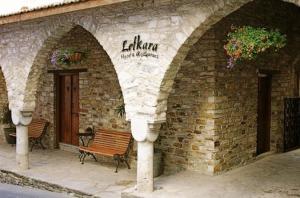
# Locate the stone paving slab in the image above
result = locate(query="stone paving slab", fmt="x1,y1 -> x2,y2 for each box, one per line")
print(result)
0,144 -> 136,198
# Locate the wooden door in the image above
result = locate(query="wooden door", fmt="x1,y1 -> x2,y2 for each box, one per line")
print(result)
257,75 -> 272,155
59,74 -> 79,146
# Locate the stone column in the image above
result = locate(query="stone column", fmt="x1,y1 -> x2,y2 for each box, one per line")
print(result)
131,116 -> 159,193
137,140 -> 154,192
12,110 -> 33,170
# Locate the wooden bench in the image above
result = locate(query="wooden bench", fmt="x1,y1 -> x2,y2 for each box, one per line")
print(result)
10,119 -> 49,151
79,128 -> 132,173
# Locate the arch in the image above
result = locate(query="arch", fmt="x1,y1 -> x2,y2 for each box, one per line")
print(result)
155,0 -> 300,122
155,0 -> 300,174
24,24 -> 129,148
22,23 -> 127,116
23,24 -> 75,111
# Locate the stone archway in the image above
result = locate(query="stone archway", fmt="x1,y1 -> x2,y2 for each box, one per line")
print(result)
23,24 -> 76,111
155,0 -> 300,122
0,66 -> 9,143
24,24 -> 129,149
155,0 -> 300,176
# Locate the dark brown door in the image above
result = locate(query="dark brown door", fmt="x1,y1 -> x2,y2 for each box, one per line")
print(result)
59,74 -> 79,146
257,75 -> 272,155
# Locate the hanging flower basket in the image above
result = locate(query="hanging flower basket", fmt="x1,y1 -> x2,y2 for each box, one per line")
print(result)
50,48 -> 87,66
224,26 -> 287,69
69,52 -> 83,62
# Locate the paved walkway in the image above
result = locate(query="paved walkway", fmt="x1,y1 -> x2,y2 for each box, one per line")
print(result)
125,149 -> 300,198
0,143 -> 300,198
0,144 -> 136,198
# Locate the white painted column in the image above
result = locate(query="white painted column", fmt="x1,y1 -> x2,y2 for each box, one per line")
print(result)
137,140 -> 154,192
131,116 -> 159,193
12,110 -> 32,170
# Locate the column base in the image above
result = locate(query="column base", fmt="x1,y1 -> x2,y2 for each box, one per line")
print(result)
16,153 -> 29,170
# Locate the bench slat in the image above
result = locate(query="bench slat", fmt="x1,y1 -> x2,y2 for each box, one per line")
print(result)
93,139 -> 130,148
93,144 -> 128,151
93,137 -> 131,144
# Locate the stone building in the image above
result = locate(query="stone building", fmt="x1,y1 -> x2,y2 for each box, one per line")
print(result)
0,0 -> 299,193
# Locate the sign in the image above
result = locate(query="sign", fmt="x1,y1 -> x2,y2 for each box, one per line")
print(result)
121,35 -> 159,59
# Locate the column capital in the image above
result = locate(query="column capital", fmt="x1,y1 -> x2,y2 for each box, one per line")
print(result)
11,109 -> 33,126
131,115 -> 161,142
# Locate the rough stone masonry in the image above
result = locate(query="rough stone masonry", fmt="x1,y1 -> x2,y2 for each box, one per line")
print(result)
0,0 -> 299,193
156,0 -> 300,174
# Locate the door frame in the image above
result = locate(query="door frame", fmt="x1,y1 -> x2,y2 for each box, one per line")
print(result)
49,68 -> 87,148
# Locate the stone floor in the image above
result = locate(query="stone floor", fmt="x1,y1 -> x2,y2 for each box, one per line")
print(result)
0,143 -> 300,198
0,143 -> 136,198
125,149 -> 300,198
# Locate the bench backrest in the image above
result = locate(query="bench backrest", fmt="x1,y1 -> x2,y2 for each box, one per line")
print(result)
28,119 -> 49,138
92,129 -> 132,153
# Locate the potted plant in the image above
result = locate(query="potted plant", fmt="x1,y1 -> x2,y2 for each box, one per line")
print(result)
1,104 -> 15,144
50,48 -> 87,66
115,92 -> 126,118
115,104 -> 125,118
224,26 -> 287,68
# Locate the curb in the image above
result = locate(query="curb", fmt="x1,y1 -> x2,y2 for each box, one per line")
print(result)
0,169 -> 98,198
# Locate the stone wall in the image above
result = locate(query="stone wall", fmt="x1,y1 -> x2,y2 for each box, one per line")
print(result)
0,0 -> 298,123
156,31 -> 217,174
0,0 -> 261,122
0,0 -> 298,177
213,0 -> 300,172
33,26 -> 129,148
0,69 -> 8,143
157,0 -> 300,175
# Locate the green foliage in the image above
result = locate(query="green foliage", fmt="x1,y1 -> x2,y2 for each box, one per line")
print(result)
224,26 -> 286,68
50,48 -> 87,66
115,91 -> 126,118
115,104 -> 126,118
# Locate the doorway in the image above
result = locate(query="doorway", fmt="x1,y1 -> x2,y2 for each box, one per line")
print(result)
257,74 -> 272,155
58,73 -> 79,146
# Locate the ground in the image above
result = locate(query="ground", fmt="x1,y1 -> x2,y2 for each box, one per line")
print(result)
127,150 -> 300,198
0,183 -> 69,198
0,144 -> 136,198
0,144 -> 299,198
